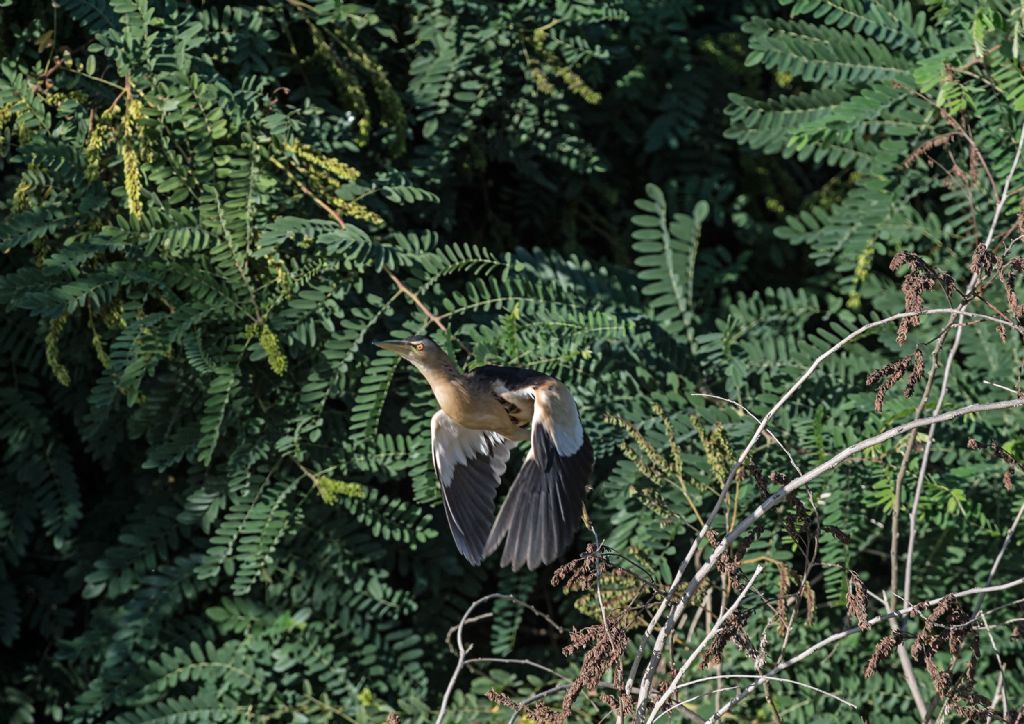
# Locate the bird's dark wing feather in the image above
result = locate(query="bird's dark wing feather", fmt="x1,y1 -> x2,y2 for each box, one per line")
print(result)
467,365 -> 550,391
431,410 -> 512,565
484,380 -> 592,571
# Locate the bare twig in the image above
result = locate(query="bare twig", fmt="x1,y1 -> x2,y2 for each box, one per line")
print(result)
271,155 -> 468,351
437,593 -> 565,723
690,393 -> 802,476
902,120 -> 1024,654
646,565 -> 765,722
633,308 -> 1024,718
979,611 -> 1009,723
709,577 -> 1024,721
653,674 -> 857,722
383,267 -> 471,354
690,396 -> 1024,623
974,496 -> 1024,615
883,591 -> 928,719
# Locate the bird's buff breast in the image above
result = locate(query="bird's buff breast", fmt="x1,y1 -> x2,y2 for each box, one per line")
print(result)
436,386 -> 528,439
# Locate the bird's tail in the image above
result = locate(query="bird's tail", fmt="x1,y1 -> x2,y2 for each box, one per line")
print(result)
484,431 -> 592,571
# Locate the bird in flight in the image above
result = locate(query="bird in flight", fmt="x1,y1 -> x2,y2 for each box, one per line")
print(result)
374,336 -> 593,571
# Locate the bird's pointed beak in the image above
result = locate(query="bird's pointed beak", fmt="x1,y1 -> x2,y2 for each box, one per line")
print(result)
373,339 -> 410,356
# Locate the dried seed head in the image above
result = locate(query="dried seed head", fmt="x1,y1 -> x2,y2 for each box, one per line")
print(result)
864,632 -> 899,678
847,572 -> 869,631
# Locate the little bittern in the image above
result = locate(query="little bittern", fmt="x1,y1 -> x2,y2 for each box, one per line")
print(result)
374,336 -> 593,571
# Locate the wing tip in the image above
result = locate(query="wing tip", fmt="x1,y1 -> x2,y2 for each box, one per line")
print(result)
485,432 -> 592,571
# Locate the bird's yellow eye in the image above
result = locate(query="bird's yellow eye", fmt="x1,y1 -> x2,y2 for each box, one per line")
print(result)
415,343 -> 424,352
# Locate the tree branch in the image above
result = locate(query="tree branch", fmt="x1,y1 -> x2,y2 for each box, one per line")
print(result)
709,577 -> 1024,721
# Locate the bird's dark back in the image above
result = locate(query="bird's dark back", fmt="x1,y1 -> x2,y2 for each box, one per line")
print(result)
467,365 -> 553,391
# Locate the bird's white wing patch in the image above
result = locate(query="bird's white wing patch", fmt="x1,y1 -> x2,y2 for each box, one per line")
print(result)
497,385 -> 535,402
430,410 -> 515,566
431,410 -> 511,487
531,381 -> 584,456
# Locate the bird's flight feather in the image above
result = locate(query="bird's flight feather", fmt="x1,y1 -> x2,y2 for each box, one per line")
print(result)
430,411 -> 512,565
483,380 -> 592,570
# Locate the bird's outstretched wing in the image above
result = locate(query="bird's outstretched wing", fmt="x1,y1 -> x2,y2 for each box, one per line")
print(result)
431,410 -> 513,565
484,380 -> 592,571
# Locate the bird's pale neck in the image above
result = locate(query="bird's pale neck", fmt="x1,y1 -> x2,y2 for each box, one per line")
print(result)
411,355 -> 463,394
411,355 -> 476,422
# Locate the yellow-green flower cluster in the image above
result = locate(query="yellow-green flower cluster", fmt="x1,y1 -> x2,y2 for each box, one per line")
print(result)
258,324 -> 288,376
691,416 -> 734,486
84,105 -> 123,181
285,140 -> 360,184
266,254 -> 290,291
846,239 -> 876,311
527,27 -> 602,105
11,177 -> 33,212
99,301 -> 127,330
45,314 -> 71,387
121,99 -> 145,219
283,140 -> 383,224
334,197 -> 384,226
314,475 -> 367,505
350,45 -> 407,153
552,65 -> 602,105
528,65 -> 557,97
356,687 -> 374,707
90,322 -> 110,368
310,29 -> 372,148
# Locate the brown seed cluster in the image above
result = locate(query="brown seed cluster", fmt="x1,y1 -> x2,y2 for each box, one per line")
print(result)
967,437 -> 1018,492
903,132 -> 957,169
866,348 -> 924,412
551,543 -> 606,593
972,241 -> 1024,321
846,571 -> 869,631
486,689 -> 563,724
700,608 -> 755,669
559,622 -> 631,720
889,251 -> 956,345
907,595 -> 996,720
863,630 -> 901,678
704,528 -> 756,592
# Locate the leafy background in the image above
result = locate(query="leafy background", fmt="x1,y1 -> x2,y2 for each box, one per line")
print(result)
2,0 -> 1024,721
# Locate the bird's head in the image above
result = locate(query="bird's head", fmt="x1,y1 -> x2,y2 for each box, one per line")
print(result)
373,335 -> 451,372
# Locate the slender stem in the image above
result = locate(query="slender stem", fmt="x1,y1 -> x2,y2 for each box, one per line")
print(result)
273,154 -> 470,352
903,122 -> 1024,628
708,577 -> 1024,721
690,393 -> 802,476
653,674 -> 857,722
383,267 -> 471,354
645,565 -> 765,722
436,593 -> 564,723
883,591 -> 928,719
976,498 -> 1024,617
633,308 -> 1024,717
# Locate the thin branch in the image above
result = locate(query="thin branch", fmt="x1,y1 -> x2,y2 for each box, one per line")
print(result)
646,565 -> 765,722
633,307 -> 1024,718
436,593 -> 564,723
690,393 -> 802,476
974,494 -> 1024,616
383,267 -> 471,354
690,396 -> 1024,627
903,121 -> 1024,623
980,611 -> 1009,723
272,154 -> 471,352
708,577 -> 1024,721
654,674 -> 857,722
883,591 -> 928,719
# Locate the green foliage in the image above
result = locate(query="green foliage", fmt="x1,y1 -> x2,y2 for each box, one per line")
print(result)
2,0 -> 1024,722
